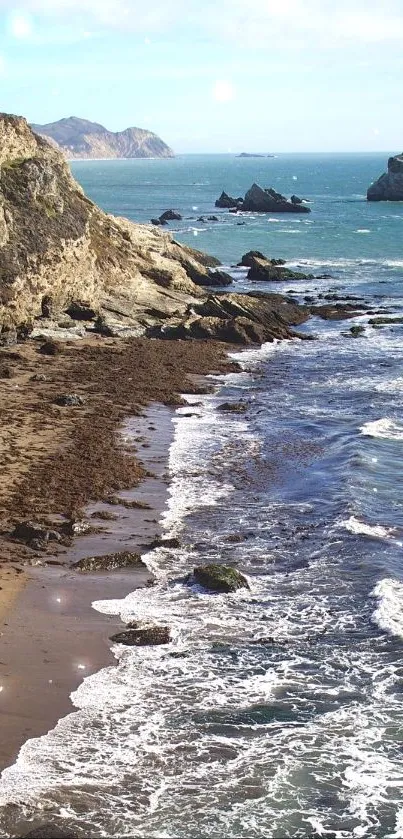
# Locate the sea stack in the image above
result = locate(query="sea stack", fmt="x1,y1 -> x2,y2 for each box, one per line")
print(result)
367,154 -> 403,201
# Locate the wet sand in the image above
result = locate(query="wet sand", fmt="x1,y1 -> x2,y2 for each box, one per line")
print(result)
0,404 -> 174,771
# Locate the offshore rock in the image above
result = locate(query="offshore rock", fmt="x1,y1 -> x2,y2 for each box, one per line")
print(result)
244,252 -> 313,282
239,251 -> 286,268
193,563 -> 249,593
367,154 -> 403,201
215,191 -> 243,209
159,209 -> 182,223
242,183 -> 311,213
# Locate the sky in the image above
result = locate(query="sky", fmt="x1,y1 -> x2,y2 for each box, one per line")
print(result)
0,0 -> 402,153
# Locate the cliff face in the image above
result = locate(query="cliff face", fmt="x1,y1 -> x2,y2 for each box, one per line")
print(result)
0,114 -> 210,335
0,113 -> 309,347
367,154 -> 403,201
31,116 -> 174,160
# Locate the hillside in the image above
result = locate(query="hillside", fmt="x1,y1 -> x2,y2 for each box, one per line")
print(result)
31,116 -> 174,159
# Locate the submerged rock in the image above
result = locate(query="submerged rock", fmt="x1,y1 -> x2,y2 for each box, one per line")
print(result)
217,401 -> 248,413
310,304 -> 363,320
368,315 -> 403,325
22,825 -> 78,838
192,563 -> 250,593
110,625 -> 170,645
73,551 -> 146,571
349,325 -> 366,337
367,153 -> 403,201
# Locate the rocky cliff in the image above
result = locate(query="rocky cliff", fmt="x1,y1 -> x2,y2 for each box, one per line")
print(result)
0,113 -> 309,347
367,154 -> 403,201
31,116 -> 174,160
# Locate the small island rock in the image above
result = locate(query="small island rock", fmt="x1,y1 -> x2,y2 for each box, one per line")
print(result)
367,154 -> 403,201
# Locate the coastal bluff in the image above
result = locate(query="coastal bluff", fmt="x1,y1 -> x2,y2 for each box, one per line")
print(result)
0,113 -> 308,346
31,116 -> 174,160
367,153 -> 403,201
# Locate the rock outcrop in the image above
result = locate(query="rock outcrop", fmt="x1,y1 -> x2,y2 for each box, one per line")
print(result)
215,191 -> 243,209
367,154 -> 403,201
149,291 -> 309,344
0,113 -> 311,348
192,563 -> 249,593
214,184 -> 311,213
239,251 -> 313,282
31,116 -> 174,159
242,184 -> 311,213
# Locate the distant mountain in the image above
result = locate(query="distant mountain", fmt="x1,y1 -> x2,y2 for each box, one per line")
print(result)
31,116 -> 174,159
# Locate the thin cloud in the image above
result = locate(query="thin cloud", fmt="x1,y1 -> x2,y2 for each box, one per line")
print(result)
1,0 -> 403,45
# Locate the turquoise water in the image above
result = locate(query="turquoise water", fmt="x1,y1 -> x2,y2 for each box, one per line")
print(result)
1,155 -> 403,839
71,153 -> 402,265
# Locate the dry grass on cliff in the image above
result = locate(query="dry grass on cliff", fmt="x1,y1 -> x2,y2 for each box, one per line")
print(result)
0,336 -> 236,564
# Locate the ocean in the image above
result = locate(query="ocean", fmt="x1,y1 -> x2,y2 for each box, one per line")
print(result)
1,153 -> 403,838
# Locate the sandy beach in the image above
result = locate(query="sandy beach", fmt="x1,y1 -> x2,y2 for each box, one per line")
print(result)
0,336 -> 235,773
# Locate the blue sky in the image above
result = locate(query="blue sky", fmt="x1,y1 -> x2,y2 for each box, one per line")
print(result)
0,0 -> 402,153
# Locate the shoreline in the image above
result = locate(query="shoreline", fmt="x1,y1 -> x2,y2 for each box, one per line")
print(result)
0,336 -> 235,776
0,404 -> 174,772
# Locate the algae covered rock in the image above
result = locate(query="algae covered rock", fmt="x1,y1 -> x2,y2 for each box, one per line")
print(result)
110,625 -> 170,645
193,563 -> 249,593
73,551 -> 146,572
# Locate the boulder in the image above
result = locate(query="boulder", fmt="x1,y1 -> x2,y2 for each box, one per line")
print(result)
291,194 -> 303,204
151,217 -> 164,225
367,154 -> 403,201
208,270 -> 233,286
65,301 -> 97,320
242,183 -> 311,213
12,520 -> 62,546
54,393 -> 85,407
207,215 -> 219,221
110,625 -> 170,645
159,209 -> 182,223
38,340 -> 60,356
215,191 -> 243,209
73,551 -> 146,571
192,563 -> 249,593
